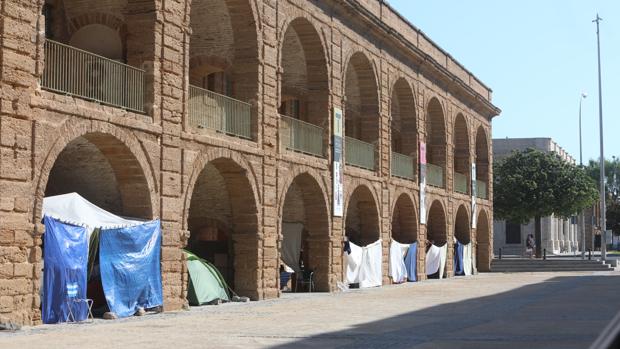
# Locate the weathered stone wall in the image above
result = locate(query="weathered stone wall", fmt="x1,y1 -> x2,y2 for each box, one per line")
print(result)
0,0 -> 498,325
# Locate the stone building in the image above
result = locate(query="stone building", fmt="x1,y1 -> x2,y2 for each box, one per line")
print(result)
493,138 -> 580,255
0,0 -> 500,325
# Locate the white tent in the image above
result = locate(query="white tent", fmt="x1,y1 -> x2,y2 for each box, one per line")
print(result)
42,193 -> 144,234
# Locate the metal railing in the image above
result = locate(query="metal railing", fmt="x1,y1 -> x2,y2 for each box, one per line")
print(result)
477,180 -> 488,199
41,40 -> 145,113
454,172 -> 468,194
279,115 -> 324,157
391,152 -> 414,180
188,85 -> 252,139
427,163 -> 444,188
345,136 -> 375,170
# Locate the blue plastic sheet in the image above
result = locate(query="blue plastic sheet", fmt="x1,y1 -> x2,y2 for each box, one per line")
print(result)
454,241 -> 465,276
404,242 -> 418,282
99,220 -> 163,318
42,216 -> 89,324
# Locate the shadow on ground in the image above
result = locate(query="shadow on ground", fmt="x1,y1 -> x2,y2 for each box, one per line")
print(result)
271,274 -> 620,349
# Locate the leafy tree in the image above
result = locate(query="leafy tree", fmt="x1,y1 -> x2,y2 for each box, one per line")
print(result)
494,149 -> 599,257
585,157 -> 620,238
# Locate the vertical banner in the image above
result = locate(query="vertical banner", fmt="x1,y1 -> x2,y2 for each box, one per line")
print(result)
471,163 -> 477,229
333,107 -> 344,217
419,142 -> 427,225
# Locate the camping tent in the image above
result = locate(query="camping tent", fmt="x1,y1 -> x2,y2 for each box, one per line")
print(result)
41,193 -> 162,323
184,250 -> 230,305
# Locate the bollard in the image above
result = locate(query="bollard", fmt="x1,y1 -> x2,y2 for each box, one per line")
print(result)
499,248 -> 502,260
543,248 -> 546,260
588,249 -> 592,260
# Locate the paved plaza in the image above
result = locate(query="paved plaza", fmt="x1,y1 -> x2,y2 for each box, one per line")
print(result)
1,271 -> 619,349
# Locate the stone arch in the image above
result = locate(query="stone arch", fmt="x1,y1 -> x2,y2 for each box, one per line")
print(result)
475,126 -> 490,187
34,121 -> 158,223
390,77 -> 418,178
185,155 -> 260,298
343,51 -> 380,146
453,113 -> 470,193
476,209 -> 491,272
391,192 -> 418,244
426,97 -> 447,186
454,204 -> 471,244
278,17 -> 330,156
279,172 -> 331,291
345,184 -> 381,246
426,199 -> 447,245
188,0 -> 260,105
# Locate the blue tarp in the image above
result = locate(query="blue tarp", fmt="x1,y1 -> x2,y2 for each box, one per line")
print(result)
404,242 -> 417,282
454,241 -> 465,276
99,220 -> 163,318
42,216 -> 89,324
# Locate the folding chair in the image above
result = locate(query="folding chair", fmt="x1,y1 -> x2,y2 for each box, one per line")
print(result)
64,269 -> 94,323
295,270 -> 314,293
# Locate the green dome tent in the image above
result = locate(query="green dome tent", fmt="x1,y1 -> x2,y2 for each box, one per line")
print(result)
184,250 -> 230,305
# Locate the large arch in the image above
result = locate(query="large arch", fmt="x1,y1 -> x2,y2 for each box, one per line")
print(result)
426,97 -> 447,187
186,157 -> 260,298
188,0 -> 259,103
453,113 -> 470,194
345,185 -> 380,246
391,193 -> 418,244
476,209 -> 491,272
278,18 -> 329,156
454,204 -> 471,244
390,78 -> 417,179
344,52 -> 379,145
475,126 -> 490,197
279,172 -> 330,291
427,200 -> 447,246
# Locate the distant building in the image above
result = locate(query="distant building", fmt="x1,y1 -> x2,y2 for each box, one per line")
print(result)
492,138 -> 580,255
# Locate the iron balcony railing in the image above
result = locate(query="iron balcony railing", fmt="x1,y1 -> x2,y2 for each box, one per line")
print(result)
41,40 -> 145,113
427,163 -> 444,188
188,85 -> 252,140
454,172 -> 468,194
345,136 -> 375,170
279,115 -> 324,157
477,180 -> 488,199
391,152 -> 414,180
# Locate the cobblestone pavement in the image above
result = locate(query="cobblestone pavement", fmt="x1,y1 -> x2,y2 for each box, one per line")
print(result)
1,271 -> 619,349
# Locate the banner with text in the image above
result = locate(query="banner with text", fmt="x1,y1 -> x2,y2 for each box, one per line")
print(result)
419,142 -> 427,225
333,107 -> 344,217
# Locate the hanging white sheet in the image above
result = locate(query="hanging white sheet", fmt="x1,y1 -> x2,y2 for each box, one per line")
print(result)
438,244 -> 448,279
462,243 -> 473,276
281,222 -> 304,273
425,244 -> 441,275
389,240 -> 409,283
346,240 -> 382,288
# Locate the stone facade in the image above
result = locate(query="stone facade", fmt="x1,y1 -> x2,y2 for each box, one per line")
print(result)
0,0 -> 499,325
492,138 -> 581,255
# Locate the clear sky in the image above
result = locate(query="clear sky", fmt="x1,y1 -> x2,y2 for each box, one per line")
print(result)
388,0 -> 620,163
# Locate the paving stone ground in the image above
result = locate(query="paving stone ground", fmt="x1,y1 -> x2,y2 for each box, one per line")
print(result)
1,271 -> 619,349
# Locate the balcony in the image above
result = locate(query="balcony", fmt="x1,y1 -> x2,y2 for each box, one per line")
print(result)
345,137 -> 375,171
391,152 -> 414,180
279,115 -> 324,157
476,180 -> 488,199
188,85 -> 252,140
454,172 -> 468,194
427,163 -> 444,188
41,40 -> 145,113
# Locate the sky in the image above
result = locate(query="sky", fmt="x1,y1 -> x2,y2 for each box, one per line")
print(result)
388,0 -> 620,163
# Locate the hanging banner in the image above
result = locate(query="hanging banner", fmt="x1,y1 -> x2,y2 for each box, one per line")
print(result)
333,107 -> 344,217
471,163 -> 477,229
419,142 -> 427,225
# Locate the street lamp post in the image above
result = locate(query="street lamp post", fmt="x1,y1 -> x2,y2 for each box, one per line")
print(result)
579,92 -> 587,259
593,14 -> 606,262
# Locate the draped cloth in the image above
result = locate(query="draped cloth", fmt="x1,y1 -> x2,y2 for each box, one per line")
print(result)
389,240 -> 409,283
438,244 -> 448,279
425,244 -> 441,275
281,222 -> 304,273
404,242 -> 418,282
454,241 -> 465,275
345,240 -> 382,288
463,243 -> 473,276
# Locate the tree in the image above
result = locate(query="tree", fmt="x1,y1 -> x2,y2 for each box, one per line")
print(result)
494,149 -> 599,257
586,157 -> 620,240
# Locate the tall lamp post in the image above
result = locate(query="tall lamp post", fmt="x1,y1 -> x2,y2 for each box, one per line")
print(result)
579,92 -> 587,259
593,14 -> 606,262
